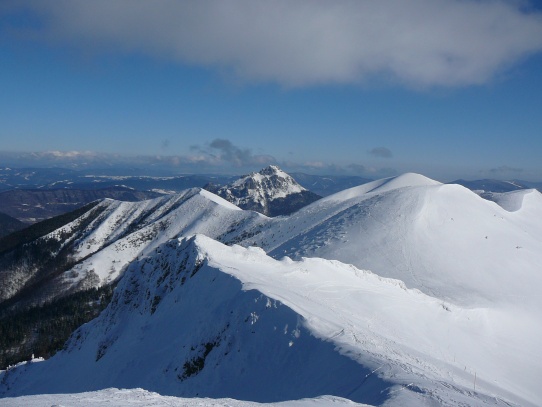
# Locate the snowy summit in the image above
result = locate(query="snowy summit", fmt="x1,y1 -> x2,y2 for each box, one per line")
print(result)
205,165 -> 321,216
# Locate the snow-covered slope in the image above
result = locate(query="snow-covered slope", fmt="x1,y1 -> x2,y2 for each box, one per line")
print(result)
1,235 -> 539,406
0,188 -> 268,306
480,188 -> 542,236
205,165 -> 321,216
54,188 -> 268,293
245,173 -> 542,306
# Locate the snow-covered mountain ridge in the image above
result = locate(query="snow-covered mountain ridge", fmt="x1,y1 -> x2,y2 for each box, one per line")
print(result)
205,165 -> 321,216
245,173 -> 542,306
1,171 -> 542,406
0,188 -> 267,308
2,235 -> 539,406
3,171 -> 541,309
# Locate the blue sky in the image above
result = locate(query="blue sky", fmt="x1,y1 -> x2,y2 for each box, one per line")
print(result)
1,1 -> 542,181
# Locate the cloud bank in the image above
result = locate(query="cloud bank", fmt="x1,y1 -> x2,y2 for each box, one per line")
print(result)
0,145 -> 397,178
5,0 -> 542,87
5,148 -> 536,181
0,139 -> 277,173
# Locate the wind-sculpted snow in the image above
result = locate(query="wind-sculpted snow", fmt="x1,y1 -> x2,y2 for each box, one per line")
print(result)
480,187 -> 542,213
247,176 -> 542,307
2,235 -> 540,406
480,189 -> 542,238
1,388 -> 373,407
327,172 -> 441,198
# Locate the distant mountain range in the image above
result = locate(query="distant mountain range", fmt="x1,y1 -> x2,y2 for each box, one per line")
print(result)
0,167 -> 238,193
1,169 -> 541,406
0,187 -> 163,224
0,166 -> 374,196
3,166 -> 541,225
0,167 -> 360,223
0,168 -> 237,224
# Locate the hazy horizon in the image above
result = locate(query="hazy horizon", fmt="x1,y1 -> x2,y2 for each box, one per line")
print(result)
2,149 -> 542,184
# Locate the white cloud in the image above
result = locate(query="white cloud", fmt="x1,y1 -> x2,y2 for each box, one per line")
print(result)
1,148 -> 401,177
8,0 -> 542,87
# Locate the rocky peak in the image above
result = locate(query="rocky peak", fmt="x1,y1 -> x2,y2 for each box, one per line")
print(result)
205,166 -> 321,217
230,165 -> 305,196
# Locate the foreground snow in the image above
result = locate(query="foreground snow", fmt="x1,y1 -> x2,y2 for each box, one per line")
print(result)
2,235 -> 539,406
1,388 -> 371,407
